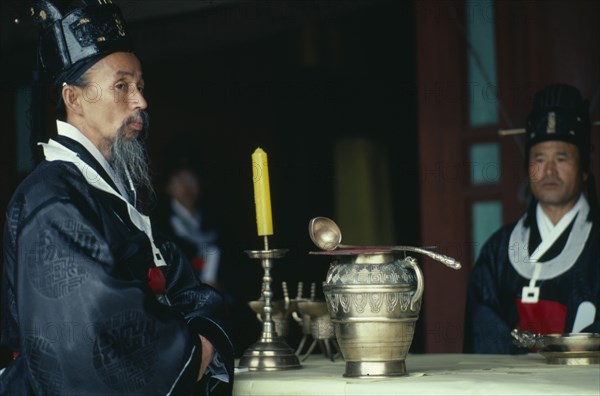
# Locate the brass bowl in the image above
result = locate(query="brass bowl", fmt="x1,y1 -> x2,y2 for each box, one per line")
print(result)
248,300 -> 297,320
296,300 -> 329,318
538,333 -> 600,365
512,329 -> 600,365
540,333 -> 600,351
297,301 -> 335,340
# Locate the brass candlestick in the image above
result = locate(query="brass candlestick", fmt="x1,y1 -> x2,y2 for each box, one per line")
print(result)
238,239 -> 301,371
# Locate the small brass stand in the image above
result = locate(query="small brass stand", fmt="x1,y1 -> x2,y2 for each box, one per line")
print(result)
238,243 -> 301,371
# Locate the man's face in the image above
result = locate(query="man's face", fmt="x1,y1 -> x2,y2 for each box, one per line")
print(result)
77,52 -> 147,153
528,140 -> 584,209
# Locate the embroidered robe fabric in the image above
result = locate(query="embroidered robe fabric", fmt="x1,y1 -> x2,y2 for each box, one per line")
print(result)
1,136 -> 234,394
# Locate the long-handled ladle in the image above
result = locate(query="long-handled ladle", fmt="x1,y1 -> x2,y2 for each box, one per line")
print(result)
309,217 -> 461,270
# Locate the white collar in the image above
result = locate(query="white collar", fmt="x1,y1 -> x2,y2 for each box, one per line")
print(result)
171,198 -> 199,227
56,120 -> 130,201
536,205 -> 554,241
536,194 -> 584,245
509,194 -> 591,280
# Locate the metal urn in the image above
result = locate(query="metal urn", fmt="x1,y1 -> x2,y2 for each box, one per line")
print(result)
322,249 -> 423,378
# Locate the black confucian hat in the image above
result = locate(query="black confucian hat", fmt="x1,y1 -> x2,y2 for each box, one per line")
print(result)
31,0 -> 132,84
525,84 -> 591,171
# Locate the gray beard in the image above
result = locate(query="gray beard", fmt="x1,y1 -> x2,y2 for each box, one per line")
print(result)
109,112 -> 154,199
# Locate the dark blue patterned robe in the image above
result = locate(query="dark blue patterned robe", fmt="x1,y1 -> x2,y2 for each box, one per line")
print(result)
1,135 -> 233,395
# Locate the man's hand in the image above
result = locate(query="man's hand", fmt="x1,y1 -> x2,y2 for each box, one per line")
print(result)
197,335 -> 214,381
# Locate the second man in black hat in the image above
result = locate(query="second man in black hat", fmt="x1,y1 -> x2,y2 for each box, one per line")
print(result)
464,83 -> 600,353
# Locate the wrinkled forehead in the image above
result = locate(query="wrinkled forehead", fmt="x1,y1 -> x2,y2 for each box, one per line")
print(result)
529,140 -> 580,156
87,52 -> 143,80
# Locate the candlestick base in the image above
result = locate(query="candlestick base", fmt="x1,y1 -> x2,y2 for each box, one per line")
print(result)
238,248 -> 301,371
238,337 -> 301,371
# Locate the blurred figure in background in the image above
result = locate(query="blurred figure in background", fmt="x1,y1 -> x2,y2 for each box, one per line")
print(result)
156,162 -> 222,288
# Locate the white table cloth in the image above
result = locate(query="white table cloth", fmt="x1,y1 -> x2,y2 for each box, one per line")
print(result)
233,353 -> 600,395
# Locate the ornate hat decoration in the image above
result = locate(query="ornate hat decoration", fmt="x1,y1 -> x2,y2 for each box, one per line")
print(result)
31,0 -> 132,83
525,83 -> 591,170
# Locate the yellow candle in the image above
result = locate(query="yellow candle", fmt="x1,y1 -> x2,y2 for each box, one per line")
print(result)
252,148 -> 273,236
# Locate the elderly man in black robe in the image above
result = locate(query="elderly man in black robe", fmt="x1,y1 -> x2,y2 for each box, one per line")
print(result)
0,1 -> 233,394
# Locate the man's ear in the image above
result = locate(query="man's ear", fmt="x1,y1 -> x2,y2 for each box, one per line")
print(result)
62,84 -> 83,116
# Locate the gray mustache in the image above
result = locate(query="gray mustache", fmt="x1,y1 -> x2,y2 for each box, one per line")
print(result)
126,110 -> 150,130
